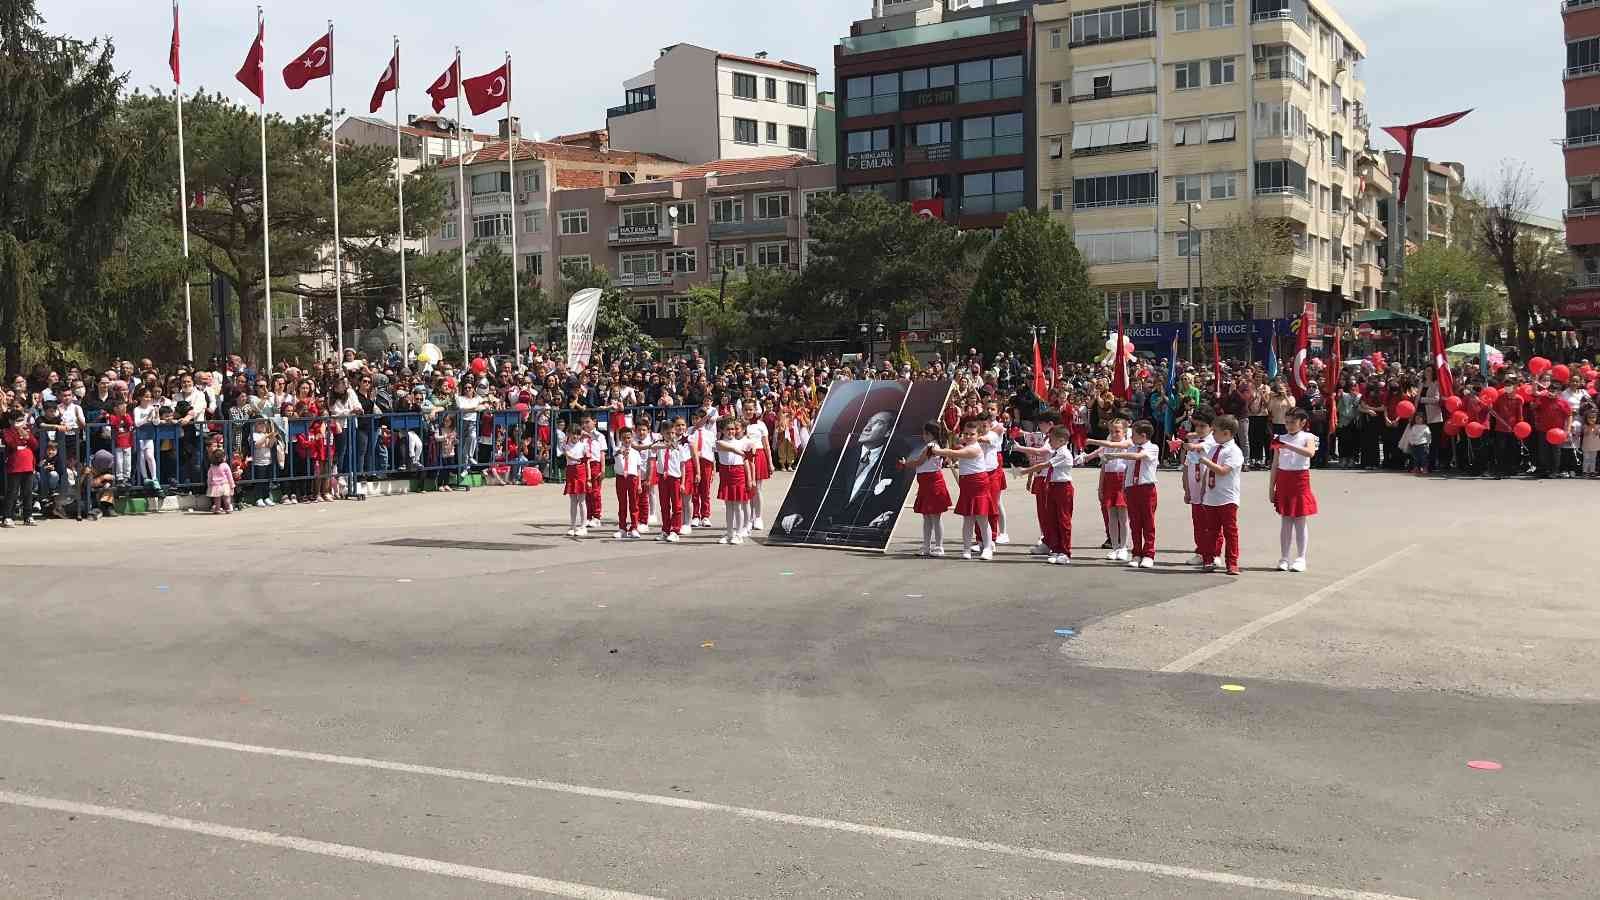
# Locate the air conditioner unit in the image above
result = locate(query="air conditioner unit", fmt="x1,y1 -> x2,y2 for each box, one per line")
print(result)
1149,308 -> 1171,323
1149,294 -> 1170,308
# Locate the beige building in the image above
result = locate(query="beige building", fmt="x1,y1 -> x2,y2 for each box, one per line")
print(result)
1033,0 -> 1373,327
606,43 -> 821,165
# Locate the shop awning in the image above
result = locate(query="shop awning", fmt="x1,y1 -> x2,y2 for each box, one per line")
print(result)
1352,309 -> 1428,327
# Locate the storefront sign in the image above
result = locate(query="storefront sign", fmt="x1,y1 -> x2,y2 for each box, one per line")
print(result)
903,87 -> 957,109
904,143 -> 953,163
846,149 -> 897,172
1560,294 -> 1600,319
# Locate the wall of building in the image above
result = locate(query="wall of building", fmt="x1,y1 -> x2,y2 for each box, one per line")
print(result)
715,58 -> 820,160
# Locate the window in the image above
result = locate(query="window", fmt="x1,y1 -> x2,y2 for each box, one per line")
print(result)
1208,0 -> 1235,26
440,220 -> 458,240
1255,159 -> 1308,197
802,188 -> 834,215
663,295 -> 690,318
1049,137 -> 1064,159
524,254 -> 543,277
961,169 -> 1025,215
756,193 -> 791,220
1072,171 -> 1158,208
905,176 -> 950,200
1208,172 -> 1239,200
1254,44 -> 1308,84
764,77 -> 778,100
1332,184 -> 1344,212
522,171 -> 543,193
1177,230 -> 1203,258
1173,116 -> 1232,145
1075,230 -> 1157,264
1175,61 -> 1200,90
665,249 -> 697,273
1174,175 -> 1203,203
621,205 -> 658,229
1175,4 -> 1199,32
1173,119 -> 1200,145
961,112 -> 1024,159
669,201 -> 696,226
1070,2 -> 1155,47
523,209 -> 545,233
788,126 -> 808,150
1071,116 -> 1153,155
1320,185 -> 1330,210
1205,115 -> 1236,142
907,121 -> 952,148
733,117 -> 758,144
712,197 -> 744,224
1570,37 -> 1600,75
715,245 -> 746,271
1050,82 -> 1063,104
787,81 -> 808,106
766,122 -> 778,143
1050,28 -> 1063,50
756,242 -> 790,267
621,252 -> 659,277
733,72 -> 757,99
847,128 -> 892,154
558,209 -> 589,235
957,55 -> 1024,103
559,255 -> 591,273
472,213 -> 512,239
471,171 -> 511,195
845,72 -> 902,116
1051,190 -> 1065,211
1253,100 -> 1309,140
900,65 -> 955,93
1208,56 -> 1236,85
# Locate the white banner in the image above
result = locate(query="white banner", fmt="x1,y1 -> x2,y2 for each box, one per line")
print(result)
566,287 -> 602,372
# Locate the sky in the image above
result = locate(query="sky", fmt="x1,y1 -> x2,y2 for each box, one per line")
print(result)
39,0 -> 1566,216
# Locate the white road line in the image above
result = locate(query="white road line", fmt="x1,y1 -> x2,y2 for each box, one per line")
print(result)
0,789 -> 660,900
1160,545 -> 1420,674
0,713 -> 1413,900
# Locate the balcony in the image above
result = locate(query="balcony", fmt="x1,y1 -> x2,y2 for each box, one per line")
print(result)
1569,271 -> 1600,289
708,217 -> 794,239
608,223 -> 674,246
1254,186 -> 1312,224
1567,0 -> 1600,10
616,271 -> 679,288
839,13 -> 1020,56
606,98 -> 656,118
1289,251 -> 1312,280
1331,266 -> 1346,286
1568,206 -> 1600,243
1069,85 -> 1157,104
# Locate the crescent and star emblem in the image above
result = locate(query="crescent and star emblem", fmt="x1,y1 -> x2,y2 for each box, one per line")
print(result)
308,46 -> 327,69
492,76 -> 506,97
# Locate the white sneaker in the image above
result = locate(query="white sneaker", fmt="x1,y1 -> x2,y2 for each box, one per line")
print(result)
264,498 -> 276,507
918,547 -> 930,558
1186,554 -> 1204,566
718,536 -> 732,545
1277,559 -> 1291,572
962,550 -> 974,561
657,533 -> 670,543
751,518 -> 765,531
680,524 -> 693,536
628,529 -> 642,540
565,528 -> 576,537
1030,542 -> 1051,556
1290,558 -> 1307,573
929,546 -> 945,558
637,524 -> 650,535
1105,549 -> 1121,561
970,543 -> 982,553
1139,557 -> 1155,569
666,532 -> 680,543
731,535 -> 744,546
589,518 -> 602,528
979,547 -> 994,561
575,527 -> 587,538
1127,558 -> 1142,569
255,499 -> 267,508
994,533 -> 1011,545
615,530 -> 626,540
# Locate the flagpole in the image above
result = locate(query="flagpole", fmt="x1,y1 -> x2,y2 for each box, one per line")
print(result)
328,19 -> 345,358
454,47 -> 469,362
258,6 -> 274,372
505,51 -> 521,357
392,36 -> 409,365
173,0 -> 194,362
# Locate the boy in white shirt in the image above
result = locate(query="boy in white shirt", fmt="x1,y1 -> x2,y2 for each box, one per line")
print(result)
1182,411 -> 1217,566
1100,420 -> 1161,569
1196,415 -> 1246,576
612,429 -> 644,540
1022,425 -> 1076,565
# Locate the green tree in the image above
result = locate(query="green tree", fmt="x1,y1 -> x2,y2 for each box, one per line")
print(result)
559,261 -> 657,357
963,209 -> 1097,360
1206,211 -> 1297,316
0,0 -> 132,376
1395,240 -> 1501,337
406,242 -> 551,351
1455,163 -> 1570,357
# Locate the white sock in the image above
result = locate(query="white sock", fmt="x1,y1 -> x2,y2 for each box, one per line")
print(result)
922,515 -> 935,550
1293,517 -> 1309,559
962,518 -> 975,550
976,518 -> 993,551
996,497 -> 1008,534
932,516 -> 944,547
1280,518 -> 1294,560
749,490 -> 762,522
724,501 -> 738,538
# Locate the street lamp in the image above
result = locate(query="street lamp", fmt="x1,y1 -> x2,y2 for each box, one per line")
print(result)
1179,202 -> 1203,365
858,322 -> 885,366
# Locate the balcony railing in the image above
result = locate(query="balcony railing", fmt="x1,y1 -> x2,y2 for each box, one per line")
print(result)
616,271 -> 678,288
1566,0 -> 1600,10
1252,70 -> 1309,87
839,13 -> 1021,55
708,218 -> 790,239
1069,28 -> 1155,50
1068,85 -> 1157,103
607,98 -> 656,118
1255,185 -> 1309,200
1564,133 -> 1600,148
1072,196 -> 1156,211
1565,62 -> 1600,79
608,223 -> 673,245
1564,206 -> 1600,219
1568,271 -> 1600,287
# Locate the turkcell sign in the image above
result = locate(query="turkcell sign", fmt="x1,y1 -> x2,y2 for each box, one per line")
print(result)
903,87 -> 956,109
847,149 -> 897,171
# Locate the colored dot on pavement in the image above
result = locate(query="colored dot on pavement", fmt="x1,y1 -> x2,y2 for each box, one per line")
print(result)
701,641 -> 715,649
1467,760 -> 1503,771
1220,684 -> 1247,693
1054,628 -> 1076,637
781,571 -> 794,576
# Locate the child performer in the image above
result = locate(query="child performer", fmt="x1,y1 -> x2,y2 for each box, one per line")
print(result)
1097,420 -> 1160,569
1182,410 -> 1217,566
612,428 -> 644,540
1196,415 -> 1245,576
744,408 -> 772,532
635,418 -> 659,531
647,418 -> 693,542
714,418 -> 754,544
1021,425 -> 1076,565
932,418 -> 995,561
690,409 -> 718,528
1270,408 -> 1319,572
1081,419 -> 1131,561
206,447 -> 236,514
901,422 -> 952,557
560,421 -> 593,538
583,416 -> 606,528
981,407 -> 1010,545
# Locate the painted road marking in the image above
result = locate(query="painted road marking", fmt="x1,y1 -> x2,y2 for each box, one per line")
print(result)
0,713 -> 1414,900
1160,545 -> 1420,674
0,789 -> 661,900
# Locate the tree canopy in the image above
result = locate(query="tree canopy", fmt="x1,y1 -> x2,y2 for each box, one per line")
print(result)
963,209 -> 1098,361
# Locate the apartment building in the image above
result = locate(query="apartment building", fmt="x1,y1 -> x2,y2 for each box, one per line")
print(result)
833,0 -> 1037,229
605,43 -> 821,165
1563,0 -> 1600,335
429,127 -> 685,299
550,157 -> 835,348
1029,0 -> 1372,342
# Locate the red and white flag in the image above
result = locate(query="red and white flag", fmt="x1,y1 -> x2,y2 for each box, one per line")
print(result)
283,32 -> 332,90
235,19 -> 265,102
1031,334 -> 1046,398
426,59 -> 458,114
1111,302 -> 1129,401
462,62 -> 510,116
370,47 -> 399,114
1290,311 -> 1312,400
169,2 -> 181,85
1382,109 -> 1471,205
1430,308 -> 1455,399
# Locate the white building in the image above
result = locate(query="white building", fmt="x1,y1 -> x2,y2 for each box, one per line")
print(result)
606,43 -> 821,165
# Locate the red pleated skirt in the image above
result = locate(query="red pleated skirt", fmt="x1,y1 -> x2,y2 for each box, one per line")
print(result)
563,461 -> 590,495
751,449 -> 773,482
1098,470 -> 1127,509
717,463 -> 751,502
990,466 -> 1007,494
913,470 -> 952,514
1273,469 -> 1318,517
954,472 -> 997,518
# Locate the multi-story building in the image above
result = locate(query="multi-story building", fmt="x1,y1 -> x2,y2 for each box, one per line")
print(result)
429,122 -> 685,302
1350,144 -> 1393,309
550,156 -> 835,349
834,0 -> 1037,230
1562,0 -> 1600,337
1382,152 -> 1463,248
1030,0 -> 1373,341
605,43 -> 821,165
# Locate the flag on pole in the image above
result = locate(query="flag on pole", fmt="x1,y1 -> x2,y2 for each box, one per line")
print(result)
1050,337 -> 1058,390
283,31 -> 332,90
1164,329 -> 1179,434
169,3 -> 181,85
426,59 -> 459,114
370,47 -> 399,114
1111,302 -> 1129,401
1031,334 -> 1046,398
462,63 -> 510,115
1381,109 -> 1472,205
1430,308 -> 1455,398
1478,326 -> 1491,377
1212,327 -> 1223,401
1265,332 -> 1279,380
1290,311 -> 1311,401
1327,327 -> 1342,440
235,20 -> 265,102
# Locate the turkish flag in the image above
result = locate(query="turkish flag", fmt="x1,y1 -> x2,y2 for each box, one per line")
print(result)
426,59 -> 458,114
283,32 -> 332,90
235,20 -> 265,102
1031,335 -> 1046,398
1381,109 -> 1471,205
462,63 -> 510,116
1430,309 -> 1455,399
370,48 -> 399,114
911,198 -> 944,221
1327,327 -> 1342,439
1212,329 -> 1223,401
1111,301 -> 1129,401
1290,312 -> 1311,401
169,3 -> 181,85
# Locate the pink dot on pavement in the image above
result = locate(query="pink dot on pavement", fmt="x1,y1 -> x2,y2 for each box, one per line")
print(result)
1466,760 -> 1503,771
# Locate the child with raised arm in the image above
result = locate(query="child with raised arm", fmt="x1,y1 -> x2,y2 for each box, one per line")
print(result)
1196,415 -> 1246,576
559,420 -> 593,538
714,418 -> 754,545
1021,425 -> 1076,565
932,418 -> 995,561
1094,420 -> 1160,569
1270,408 -> 1319,572
1081,419 -> 1131,561
1181,410 -> 1217,566
902,421 -> 952,557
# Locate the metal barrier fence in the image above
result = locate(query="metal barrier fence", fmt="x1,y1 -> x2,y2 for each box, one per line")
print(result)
7,403 -> 702,518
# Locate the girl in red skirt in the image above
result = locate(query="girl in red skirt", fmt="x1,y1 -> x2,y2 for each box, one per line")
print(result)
714,419 -> 754,545
902,422 -> 953,557
933,419 -> 996,561
1270,408 -> 1320,573
1081,419 -> 1131,561
743,409 -> 772,533
560,423 -> 594,538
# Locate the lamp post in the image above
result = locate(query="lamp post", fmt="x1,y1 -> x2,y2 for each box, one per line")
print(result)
1179,201 -> 1203,365
858,321 -> 885,367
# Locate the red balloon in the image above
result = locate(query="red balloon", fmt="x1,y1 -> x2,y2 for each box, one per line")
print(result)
1516,384 -> 1534,400
1395,400 -> 1417,420
1477,387 -> 1500,405
1529,357 -> 1552,377
470,357 -> 488,375
1443,396 -> 1463,414
1513,421 -> 1533,441
1581,364 -> 1596,380
1547,428 -> 1569,447
1465,421 -> 1487,439
1551,364 -> 1572,384
1449,410 -> 1469,427
1444,422 -> 1461,438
